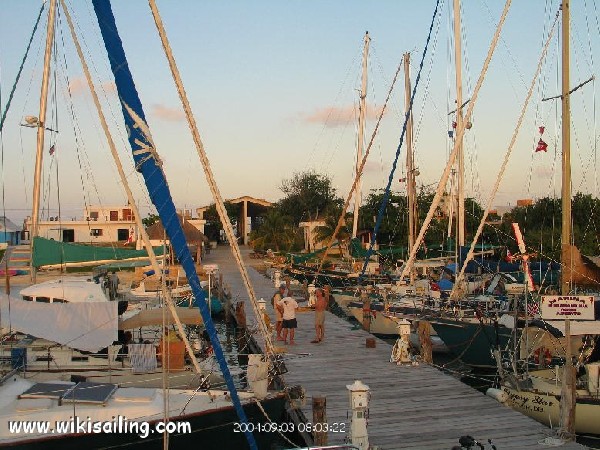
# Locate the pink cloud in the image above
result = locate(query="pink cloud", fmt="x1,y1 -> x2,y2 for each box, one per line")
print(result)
151,104 -> 185,122
68,76 -> 116,96
534,165 -> 554,177
303,104 -> 384,127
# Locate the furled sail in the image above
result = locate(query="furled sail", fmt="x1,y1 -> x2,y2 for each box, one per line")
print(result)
91,2 -> 255,447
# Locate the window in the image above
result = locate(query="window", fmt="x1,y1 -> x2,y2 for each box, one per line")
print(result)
91,229 -> 103,237
89,211 -> 99,221
36,297 -> 50,303
122,209 -> 132,221
53,298 -> 66,303
118,229 -> 130,241
109,210 -> 118,221
22,296 -> 32,302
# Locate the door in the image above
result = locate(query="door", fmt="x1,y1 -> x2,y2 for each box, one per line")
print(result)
62,229 -> 75,242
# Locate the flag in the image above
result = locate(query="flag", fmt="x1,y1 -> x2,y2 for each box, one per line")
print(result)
49,145 -> 55,155
527,299 -> 540,317
124,228 -> 134,245
538,125 -> 545,135
535,139 -> 547,152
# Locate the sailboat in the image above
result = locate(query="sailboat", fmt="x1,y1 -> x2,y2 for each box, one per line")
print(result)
1,1 -> 287,449
489,2 -> 600,437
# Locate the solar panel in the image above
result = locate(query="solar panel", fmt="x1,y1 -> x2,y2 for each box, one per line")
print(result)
61,382 -> 118,405
19,382 -> 75,400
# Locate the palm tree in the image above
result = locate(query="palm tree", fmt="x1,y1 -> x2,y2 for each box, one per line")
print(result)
249,210 -> 297,252
313,209 -> 353,258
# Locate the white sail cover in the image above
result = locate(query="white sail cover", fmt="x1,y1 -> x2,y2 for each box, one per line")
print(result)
1,294 -> 118,352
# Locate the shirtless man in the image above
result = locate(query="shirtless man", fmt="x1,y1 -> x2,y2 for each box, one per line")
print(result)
311,288 -> 328,343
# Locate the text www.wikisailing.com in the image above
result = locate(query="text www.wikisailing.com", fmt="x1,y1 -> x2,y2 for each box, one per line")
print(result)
8,416 -> 191,439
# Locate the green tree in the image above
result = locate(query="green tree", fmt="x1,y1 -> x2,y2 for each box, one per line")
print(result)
202,202 -> 240,242
249,209 -> 299,252
313,207 -> 353,255
142,213 -> 160,227
277,171 -> 343,225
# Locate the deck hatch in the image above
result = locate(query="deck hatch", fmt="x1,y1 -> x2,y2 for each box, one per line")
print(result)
61,382 -> 118,404
19,382 -> 75,399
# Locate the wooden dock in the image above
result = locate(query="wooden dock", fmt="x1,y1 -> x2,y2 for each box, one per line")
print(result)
205,245 -> 586,450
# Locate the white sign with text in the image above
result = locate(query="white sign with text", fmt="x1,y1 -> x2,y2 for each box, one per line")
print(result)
541,295 -> 595,320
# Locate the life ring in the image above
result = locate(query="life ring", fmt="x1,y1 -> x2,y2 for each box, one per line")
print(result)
533,347 -> 552,365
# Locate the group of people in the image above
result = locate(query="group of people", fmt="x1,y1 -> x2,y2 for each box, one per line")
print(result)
271,283 -> 328,345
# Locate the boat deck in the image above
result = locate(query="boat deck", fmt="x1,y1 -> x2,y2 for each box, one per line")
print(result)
204,245 -> 585,450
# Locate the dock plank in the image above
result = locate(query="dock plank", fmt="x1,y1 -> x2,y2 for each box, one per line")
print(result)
205,246 -> 585,449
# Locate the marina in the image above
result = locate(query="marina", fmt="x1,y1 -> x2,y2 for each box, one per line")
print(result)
1,0 -> 600,448
204,245 -> 586,449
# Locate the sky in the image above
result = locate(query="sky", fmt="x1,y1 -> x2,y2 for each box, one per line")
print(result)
0,0 -> 599,226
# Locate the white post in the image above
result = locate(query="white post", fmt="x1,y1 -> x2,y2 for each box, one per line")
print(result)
274,270 -> 281,288
347,380 -> 370,450
307,283 -> 316,307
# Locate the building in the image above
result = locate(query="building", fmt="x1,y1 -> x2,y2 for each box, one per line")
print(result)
0,217 -> 21,246
23,205 -> 137,244
299,219 -> 327,252
196,196 -> 272,245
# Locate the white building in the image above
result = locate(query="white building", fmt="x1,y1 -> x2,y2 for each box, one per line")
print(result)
24,205 -> 137,244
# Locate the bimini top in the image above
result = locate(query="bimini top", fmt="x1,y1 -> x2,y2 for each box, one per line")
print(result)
19,277 -> 109,304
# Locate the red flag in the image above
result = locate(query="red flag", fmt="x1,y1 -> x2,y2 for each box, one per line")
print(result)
535,139 -> 547,152
124,229 -> 134,245
538,126 -> 545,135
49,145 -> 55,155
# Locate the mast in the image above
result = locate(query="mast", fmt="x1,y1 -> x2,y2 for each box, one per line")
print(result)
30,0 -> 57,282
404,52 -> 417,281
453,0 -> 465,247
560,1 -> 571,296
559,0 -> 576,439
352,32 -> 370,239
91,2 -> 257,448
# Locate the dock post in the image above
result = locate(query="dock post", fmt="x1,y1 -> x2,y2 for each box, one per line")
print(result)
361,290 -> 371,331
312,396 -> 327,445
347,380 -> 370,450
418,320 -> 433,363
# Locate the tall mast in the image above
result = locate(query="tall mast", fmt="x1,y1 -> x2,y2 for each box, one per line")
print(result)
352,31 -> 370,239
453,0 -> 465,247
404,52 -> 417,280
559,0 -> 576,440
30,0 -> 57,282
560,1 -> 571,296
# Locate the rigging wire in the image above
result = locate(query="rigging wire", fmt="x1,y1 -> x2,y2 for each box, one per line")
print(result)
0,2 -> 46,133
360,0 -> 443,279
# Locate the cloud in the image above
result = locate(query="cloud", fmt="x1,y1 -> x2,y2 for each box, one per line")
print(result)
151,104 -> 185,122
68,77 -> 87,95
533,165 -> 554,177
68,76 -> 116,96
303,104 -> 384,127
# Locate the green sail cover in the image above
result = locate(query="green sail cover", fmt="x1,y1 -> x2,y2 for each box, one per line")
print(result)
32,236 -> 164,267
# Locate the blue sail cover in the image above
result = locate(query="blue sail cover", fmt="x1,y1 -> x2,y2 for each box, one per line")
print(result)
91,2 -> 256,448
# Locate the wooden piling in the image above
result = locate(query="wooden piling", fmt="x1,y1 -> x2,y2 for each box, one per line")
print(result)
362,294 -> 371,332
312,396 -> 327,446
417,320 -> 433,364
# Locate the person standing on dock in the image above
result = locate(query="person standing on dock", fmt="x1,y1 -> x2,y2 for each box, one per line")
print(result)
311,288 -> 327,343
271,284 -> 286,341
109,271 -> 119,300
279,295 -> 298,345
